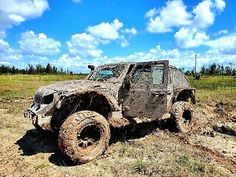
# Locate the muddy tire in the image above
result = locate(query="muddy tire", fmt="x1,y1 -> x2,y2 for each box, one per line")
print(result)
58,110 -> 110,164
171,101 -> 194,133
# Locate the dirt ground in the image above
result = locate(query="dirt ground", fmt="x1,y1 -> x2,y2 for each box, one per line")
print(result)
0,99 -> 235,177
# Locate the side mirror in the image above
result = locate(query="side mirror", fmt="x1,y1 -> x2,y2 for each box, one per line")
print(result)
88,65 -> 95,71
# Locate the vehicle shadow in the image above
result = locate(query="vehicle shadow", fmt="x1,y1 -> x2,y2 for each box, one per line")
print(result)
16,129 -> 57,155
15,118 -> 176,166
110,118 -> 177,144
15,129 -> 75,166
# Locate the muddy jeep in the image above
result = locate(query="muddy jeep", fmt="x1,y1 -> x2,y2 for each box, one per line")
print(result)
24,60 -> 195,164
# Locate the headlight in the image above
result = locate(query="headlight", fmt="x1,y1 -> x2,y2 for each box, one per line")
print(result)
43,94 -> 54,104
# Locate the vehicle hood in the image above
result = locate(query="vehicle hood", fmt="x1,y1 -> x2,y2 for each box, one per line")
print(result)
36,80 -> 122,99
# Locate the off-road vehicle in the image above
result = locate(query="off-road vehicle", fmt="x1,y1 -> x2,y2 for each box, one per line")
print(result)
24,60 -> 196,164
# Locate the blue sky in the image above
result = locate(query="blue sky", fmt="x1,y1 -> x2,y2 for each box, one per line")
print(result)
0,0 -> 235,72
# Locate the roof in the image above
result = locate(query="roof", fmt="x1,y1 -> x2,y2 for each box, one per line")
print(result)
99,60 -> 177,69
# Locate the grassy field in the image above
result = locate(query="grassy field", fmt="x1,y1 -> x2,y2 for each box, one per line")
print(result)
0,74 -> 235,176
0,74 -> 85,99
189,76 -> 236,103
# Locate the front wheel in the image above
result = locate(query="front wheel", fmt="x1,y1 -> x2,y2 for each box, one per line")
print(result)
171,101 -> 194,133
58,111 -> 110,164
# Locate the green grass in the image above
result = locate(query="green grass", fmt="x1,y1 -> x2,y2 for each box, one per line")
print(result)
0,74 -> 86,99
188,76 -> 236,103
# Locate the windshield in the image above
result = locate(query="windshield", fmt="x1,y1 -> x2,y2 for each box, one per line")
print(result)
88,64 -> 125,82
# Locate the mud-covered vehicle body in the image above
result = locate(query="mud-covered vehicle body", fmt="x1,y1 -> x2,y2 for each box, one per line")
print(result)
24,60 -> 195,164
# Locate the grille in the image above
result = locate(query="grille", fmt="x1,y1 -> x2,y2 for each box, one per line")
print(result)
34,94 -> 42,104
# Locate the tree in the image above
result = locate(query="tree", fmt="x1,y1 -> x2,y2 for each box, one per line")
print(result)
220,65 -> 224,75
36,64 -> 45,74
209,63 -> 217,75
12,66 -> 16,74
52,66 -> 57,74
225,66 -> 232,75
45,63 -> 52,73
28,64 -> 34,74
200,66 -> 206,75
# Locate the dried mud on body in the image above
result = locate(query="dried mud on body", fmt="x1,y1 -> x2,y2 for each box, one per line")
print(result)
0,75 -> 236,177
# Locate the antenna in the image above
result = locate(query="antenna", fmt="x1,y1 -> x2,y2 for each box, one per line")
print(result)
195,53 -> 197,76
194,53 -> 200,79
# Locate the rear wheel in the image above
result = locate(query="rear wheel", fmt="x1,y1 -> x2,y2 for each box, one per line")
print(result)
58,111 -> 110,164
171,101 -> 194,133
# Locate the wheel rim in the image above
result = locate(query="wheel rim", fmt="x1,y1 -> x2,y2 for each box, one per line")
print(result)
76,123 -> 102,151
181,110 -> 192,130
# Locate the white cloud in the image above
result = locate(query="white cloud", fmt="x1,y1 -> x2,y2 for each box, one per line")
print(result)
53,53 -> 111,73
146,0 -> 226,49
174,0 -> 225,48
66,33 -> 103,58
0,31 -> 6,39
175,28 -> 209,48
107,45 -> 235,71
52,42 -> 235,73
122,27 -> 137,35
120,35 -> 129,48
145,8 -> 159,18
55,54 -> 82,68
146,0 -> 192,33
217,29 -> 228,35
0,0 -> 49,32
191,0 -> 215,30
0,39 -> 10,52
214,0 -> 226,12
86,19 -> 136,48
119,27 -> 137,47
53,19 -> 138,70
0,39 -> 22,63
87,19 -> 123,40
205,34 -> 236,55
105,45 -> 197,70
19,31 -> 61,56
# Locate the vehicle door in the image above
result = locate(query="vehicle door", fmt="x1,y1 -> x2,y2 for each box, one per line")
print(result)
122,61 -> 169,119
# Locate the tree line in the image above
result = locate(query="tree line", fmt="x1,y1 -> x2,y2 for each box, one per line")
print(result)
0,63 -> 73,75
180,63 -> 236,76
0,62 -> 235,76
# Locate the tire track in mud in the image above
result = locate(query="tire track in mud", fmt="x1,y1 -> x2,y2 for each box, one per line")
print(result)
174,133 -> 236,174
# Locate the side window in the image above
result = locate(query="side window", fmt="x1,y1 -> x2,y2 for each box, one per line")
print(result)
132,65 -> 152,85
152,65 -> 164,85
131,64 -> 164,86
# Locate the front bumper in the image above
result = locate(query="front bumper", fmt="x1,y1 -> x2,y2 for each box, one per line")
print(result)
24,109 -> 52,131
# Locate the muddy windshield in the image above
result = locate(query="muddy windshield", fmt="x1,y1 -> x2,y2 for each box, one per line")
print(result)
88,64 -> 125,82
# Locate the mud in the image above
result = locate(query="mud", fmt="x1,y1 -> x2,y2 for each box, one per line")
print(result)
213,121 -> 236,136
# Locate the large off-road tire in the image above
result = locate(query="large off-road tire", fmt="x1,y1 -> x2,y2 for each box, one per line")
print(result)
58,110 -> 110,164
171,101 -> 194,133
